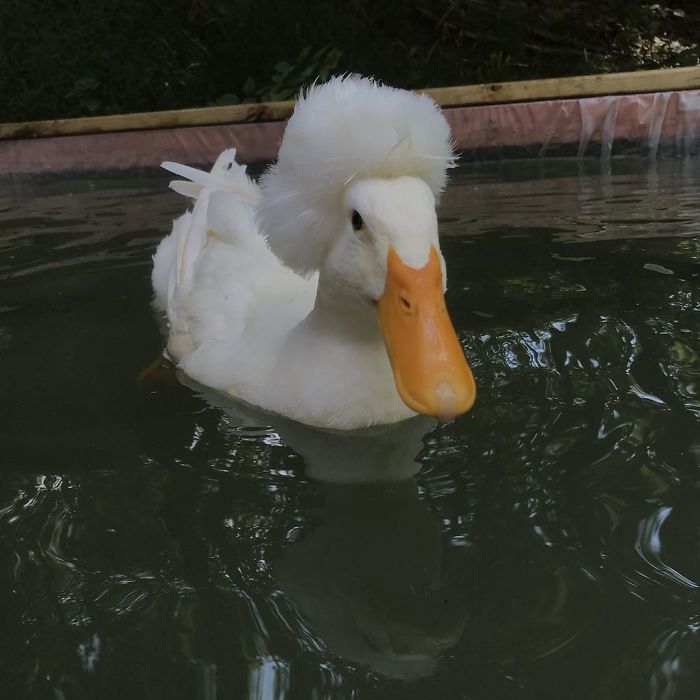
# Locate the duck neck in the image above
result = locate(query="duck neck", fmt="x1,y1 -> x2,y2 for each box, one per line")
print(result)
307,271 -> 382,343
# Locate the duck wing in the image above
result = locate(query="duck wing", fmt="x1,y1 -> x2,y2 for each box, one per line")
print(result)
152,149 -> 268,358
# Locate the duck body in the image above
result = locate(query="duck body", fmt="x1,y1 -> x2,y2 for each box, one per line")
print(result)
152,77 -> 476,430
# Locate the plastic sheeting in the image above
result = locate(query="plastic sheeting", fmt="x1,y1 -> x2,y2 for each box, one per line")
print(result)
1,89 -> 700,173
449,89 -> 700,160
0,122 -> 285,174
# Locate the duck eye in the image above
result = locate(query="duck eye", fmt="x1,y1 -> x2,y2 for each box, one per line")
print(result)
351,210 -> 364,231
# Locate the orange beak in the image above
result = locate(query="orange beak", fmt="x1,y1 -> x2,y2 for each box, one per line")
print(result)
377,246 -> 476,421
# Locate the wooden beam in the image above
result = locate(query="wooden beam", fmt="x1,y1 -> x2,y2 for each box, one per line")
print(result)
0,100 -> 295,141
422,66 -> 700,107
2,66 -> 700,141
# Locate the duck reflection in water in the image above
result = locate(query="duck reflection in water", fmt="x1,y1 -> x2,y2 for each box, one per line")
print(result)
190,381 -> 470,680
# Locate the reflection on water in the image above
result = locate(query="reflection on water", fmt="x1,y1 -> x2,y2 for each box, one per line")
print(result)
192,391 -> 465,680
0,159 -> 699,699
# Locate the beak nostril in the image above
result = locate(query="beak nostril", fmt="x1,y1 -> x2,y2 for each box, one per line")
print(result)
400,295 -> 411,310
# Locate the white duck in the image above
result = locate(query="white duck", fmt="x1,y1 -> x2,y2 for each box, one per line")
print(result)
152,76 -> 475,430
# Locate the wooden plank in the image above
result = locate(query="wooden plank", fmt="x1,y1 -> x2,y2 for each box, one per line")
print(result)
0,100 -> 295,140
2,66 -> 700,141
422,66 -> 700,107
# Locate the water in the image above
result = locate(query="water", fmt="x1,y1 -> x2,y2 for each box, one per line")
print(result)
1,159 -> 699,699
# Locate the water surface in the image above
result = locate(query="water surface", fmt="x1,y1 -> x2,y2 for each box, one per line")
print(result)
1,159 -> 699,699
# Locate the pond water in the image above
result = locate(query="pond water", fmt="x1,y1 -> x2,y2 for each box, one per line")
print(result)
1,158 -> 699,699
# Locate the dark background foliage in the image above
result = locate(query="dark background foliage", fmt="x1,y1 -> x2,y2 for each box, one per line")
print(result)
2,0 -> 699,122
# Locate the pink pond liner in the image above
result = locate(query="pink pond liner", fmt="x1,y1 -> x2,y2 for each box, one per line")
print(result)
2,89 -> 700,174
444,89 -> 700,156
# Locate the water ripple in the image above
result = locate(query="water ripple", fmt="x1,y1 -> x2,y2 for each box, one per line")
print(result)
635,506 -> 699,590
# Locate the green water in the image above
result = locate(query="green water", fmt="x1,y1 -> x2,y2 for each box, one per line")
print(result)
1,159 -> 699,699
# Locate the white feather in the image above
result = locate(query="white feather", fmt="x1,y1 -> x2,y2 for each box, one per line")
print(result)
260,75 -> 454,275
163,149 -> 263,205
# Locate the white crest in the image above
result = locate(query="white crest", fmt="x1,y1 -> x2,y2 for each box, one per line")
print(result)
260,76 -> 455,275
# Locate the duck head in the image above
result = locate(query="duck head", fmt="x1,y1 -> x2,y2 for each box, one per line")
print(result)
261,76 -> 476,421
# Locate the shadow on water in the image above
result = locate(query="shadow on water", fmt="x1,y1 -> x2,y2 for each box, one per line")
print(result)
0,159 -> 699,699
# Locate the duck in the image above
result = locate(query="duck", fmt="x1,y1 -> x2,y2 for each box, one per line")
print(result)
152,75 -> 476,430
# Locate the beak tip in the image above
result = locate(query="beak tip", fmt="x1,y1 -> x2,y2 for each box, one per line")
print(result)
431,381 -> 476,423
435,381 -> 458,420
